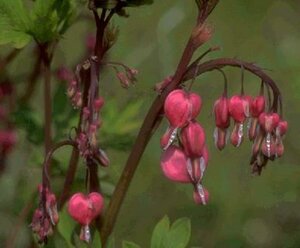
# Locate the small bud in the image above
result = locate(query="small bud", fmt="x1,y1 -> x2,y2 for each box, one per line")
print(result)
276,120 -> 288,137
160,146 -> 191,183
94,97 -> 105,111
214,96 -> 230,129
193,184 -> 209,205
154,75 -> 173,93
117,72 -> 130,88
192,23 -> 212,47
181,121 -> 206,158
72,91 -> 82,108
56,67 -> 73,82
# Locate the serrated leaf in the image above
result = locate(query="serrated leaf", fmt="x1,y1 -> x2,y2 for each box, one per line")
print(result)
0,0 -> 32,48
151,215 -> 170,248
122,241 -> 141,248
164,218 -> 191,248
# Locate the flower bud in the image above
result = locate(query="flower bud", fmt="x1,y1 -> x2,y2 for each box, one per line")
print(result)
214,96 -> 230,129
160,146 -> 191,183
250,95 -> 265,117
94,97 -> 105,111
276,142 -> 284,158
193,184 -> 209,205
259,112 -> 280,133
181,121 -> 206,158
117,72 -> 130,88
276,120 -> 288,137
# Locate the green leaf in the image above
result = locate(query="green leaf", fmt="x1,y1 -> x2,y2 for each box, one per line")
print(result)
106,236 -> 115,248
151,215 -> 170,248
122,241 -> 141,248
0,0 -> 32,48
91,232 -> 102,248
57,207 -> 76,247
164,218 -> 191,248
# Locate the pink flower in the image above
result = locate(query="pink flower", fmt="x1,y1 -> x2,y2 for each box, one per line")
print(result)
160,146 -> 191,183
181,121 -> 206,158
250,95 -> 265,117
68,192 -> 104,243
258,112 -> 280,133
164,89 -> 202,128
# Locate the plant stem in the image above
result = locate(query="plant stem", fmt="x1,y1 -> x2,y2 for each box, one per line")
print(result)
183,58 -> 281,111
40,45 -> 52,155
99,29 -> 200,247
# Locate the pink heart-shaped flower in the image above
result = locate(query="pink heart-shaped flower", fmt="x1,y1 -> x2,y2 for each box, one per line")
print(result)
67,192 -> 104,225
160,146 -> 191,183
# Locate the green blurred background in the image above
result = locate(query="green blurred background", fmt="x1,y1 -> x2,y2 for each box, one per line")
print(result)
1,0 -> 300,247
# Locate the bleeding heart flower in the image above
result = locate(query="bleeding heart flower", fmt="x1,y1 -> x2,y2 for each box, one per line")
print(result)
214,96 -> 230,129
160,146 -> 191,183
229,95 -> 248,123
181,121 -> 206,158
189,93 -> 202,119
164,89 -> 202,128
230,122 -> 244,147
250,95 -> 265,117
68,192 -> 104,226
259,112 -> 280,133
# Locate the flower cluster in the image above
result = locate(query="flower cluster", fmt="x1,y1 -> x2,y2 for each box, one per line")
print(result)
213,89 -> 288,175
160,89 -> 209,205
30,185 -> 59,243
56,63 -> 110,167
67,192 -> 104,243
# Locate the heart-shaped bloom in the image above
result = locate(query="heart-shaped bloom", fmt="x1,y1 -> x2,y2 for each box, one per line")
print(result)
259,112 -> 280,133
214,96 -> 230,129
229,95 -> 249,123
160,146 -> 191,183
181,121 -> 206,158
250,95 -> 265,117
68,192 -> 104,226
164,89 -> 202,128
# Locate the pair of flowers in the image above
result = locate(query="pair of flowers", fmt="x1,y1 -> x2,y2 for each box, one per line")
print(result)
160,89 -> 209,205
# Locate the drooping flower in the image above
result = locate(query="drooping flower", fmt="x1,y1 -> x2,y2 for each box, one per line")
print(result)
213,96 -> 230,150
68,192 -> 104,243
160,145 -> 191,183
181,121 -> 206,158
